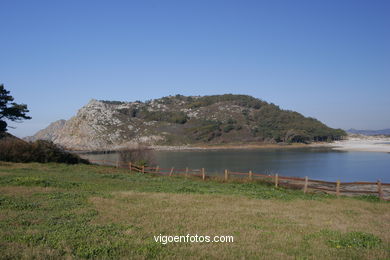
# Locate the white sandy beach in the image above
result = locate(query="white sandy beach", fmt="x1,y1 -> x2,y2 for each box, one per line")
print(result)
329,135 -> 390,153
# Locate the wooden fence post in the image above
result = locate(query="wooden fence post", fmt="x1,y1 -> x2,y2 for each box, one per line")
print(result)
142,165 -> 145,174
116,158 -> 119,168
336,180 -> 340,197
377,180 -> 384,200
224,169 -> 228,181
128,162 -> 132,171
275,173 -> 279,188
202,168 -> 205,181
169,167 -> 174,176
249,170 -> 252,181
303,176 -> 308,193
185,167 -> 189,177
155,166 -> 159,173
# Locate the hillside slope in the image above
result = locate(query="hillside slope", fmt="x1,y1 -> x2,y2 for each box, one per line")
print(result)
24,120 -> 66,142
26,94 -> 346,150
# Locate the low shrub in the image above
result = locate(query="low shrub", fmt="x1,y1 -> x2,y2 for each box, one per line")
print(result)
0,137 -> 89,164
117,144 -> 155,166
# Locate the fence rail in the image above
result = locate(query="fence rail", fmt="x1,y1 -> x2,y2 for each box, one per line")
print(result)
87,159 -> 390,201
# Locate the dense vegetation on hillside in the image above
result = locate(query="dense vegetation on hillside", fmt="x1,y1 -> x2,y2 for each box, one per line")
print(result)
111,94 -> 346,144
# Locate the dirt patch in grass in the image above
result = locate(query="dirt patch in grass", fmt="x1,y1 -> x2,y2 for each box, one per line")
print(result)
0,186 -> 60,196
0,241 -> 62,259
0,162 -> 50,170
0,171 -> 12,176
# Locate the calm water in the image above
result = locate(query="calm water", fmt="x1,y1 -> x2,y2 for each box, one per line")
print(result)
81,148 -> 390,182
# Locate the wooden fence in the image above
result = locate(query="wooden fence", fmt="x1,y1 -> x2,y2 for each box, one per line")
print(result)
88,159 -> 390,201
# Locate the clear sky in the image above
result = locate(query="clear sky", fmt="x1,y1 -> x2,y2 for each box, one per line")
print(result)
1,0 -> 389,137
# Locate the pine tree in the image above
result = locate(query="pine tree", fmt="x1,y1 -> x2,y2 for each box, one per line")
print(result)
0,84 -> 31,133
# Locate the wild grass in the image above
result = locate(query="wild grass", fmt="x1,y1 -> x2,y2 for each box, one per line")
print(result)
0,162 -> 389,259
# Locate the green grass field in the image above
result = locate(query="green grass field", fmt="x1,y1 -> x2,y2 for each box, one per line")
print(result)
0,162 -> 389,259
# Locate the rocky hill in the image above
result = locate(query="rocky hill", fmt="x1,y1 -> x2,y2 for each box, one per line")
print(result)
25,94 -> 346,150
24,120 -> 66,142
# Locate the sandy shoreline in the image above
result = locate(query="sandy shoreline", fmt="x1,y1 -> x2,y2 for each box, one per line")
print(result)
151,136 -> 390,153
328,136 -> 390,153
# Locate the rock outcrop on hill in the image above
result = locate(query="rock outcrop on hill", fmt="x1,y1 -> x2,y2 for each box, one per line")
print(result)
24,120 -> 66,142
25,94 -> 346,150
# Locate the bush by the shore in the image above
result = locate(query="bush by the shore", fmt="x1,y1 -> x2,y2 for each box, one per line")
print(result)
117,144 -> 155,166
0,134 -> 89,164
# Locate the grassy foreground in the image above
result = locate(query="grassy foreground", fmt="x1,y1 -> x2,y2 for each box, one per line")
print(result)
0,162 -> 389,259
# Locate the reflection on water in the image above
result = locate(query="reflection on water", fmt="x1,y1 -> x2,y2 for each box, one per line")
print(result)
80,147 -> 390,182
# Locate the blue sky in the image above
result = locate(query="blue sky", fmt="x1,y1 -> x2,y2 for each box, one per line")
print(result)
1,0 -> 389,137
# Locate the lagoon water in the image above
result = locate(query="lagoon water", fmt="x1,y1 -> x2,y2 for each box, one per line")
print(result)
81,148 -> 390,182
